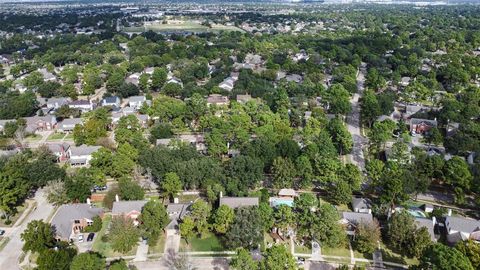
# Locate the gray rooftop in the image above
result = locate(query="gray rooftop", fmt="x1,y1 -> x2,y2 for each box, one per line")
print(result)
112,200 -> 147,215
352,197 -> 371,210
51,204 -> 103,239
219,197 -> 259,209
69,145 -> 101,156
341,212 -> 373,224
60,118 -> 83,126
415,217 -> 436,241
446,216 -> 480,233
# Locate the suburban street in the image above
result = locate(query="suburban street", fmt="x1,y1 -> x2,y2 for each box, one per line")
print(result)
346,62 -> 368,172
0,189 -> 55,270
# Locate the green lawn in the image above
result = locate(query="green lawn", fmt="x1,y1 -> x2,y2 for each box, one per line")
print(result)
64,134 -> 74,140
25,134 -> 42,142
0,202 -> 29,227
92,214 -> 138,257
380,244 -> 419,266
322,245 -> 351,257
181,232 -> 225,252
294,244 -> 311,254
353,250 -> 373,260
47,133 -> 65,141
148,233 -> 166,254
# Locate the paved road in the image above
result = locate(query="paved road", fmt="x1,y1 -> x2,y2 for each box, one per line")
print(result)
133,257 -> 229,270
346,62 -> 368,171
0,189 -> 55,270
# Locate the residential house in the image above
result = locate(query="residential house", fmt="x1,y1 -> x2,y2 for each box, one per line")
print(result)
47,97 -> 71,110
125,73 -> 140,86
112,200 -> 148,226
46,143 -> 70,162
167,77 -> 183,87
400,77 -> 411,87
100,96 -> 121,108
24,115 -> 57,133
206,94 -> 229,107
144,67 -> 155,75
68,100 -> 94,112
285,74 -> 303,84
57,118 -> 83,133
69,145 -> 101,166
410,118 -> 438,134
136,114 -> 149,128
178,134 -> 207,152
38,68 -> 56,82
446,122 -> 460,137
128,96 -> 149,110
340,212 -> 374,235
219,194 -> 259,209
51,204 -> 103,241
166,203 -> 192,230
218,77 -> 236,92
445,216 -> 480,244
415,217 -> 437,242
352,197 -> 372,214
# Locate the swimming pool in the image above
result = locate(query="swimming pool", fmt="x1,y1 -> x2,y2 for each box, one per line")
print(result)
270,197 -> 294,207
408,209 -> 427,218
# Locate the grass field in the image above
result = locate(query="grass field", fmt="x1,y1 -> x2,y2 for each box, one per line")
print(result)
322,245 -> 351,257
181,232 -> 225,252
124,20 -> 243,34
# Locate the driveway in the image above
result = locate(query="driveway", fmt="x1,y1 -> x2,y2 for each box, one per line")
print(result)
0,189 -> 55,270
134,240 -> 149,262
164,228 -> 181,254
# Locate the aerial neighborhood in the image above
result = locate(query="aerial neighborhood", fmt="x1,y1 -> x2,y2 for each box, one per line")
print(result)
0,2 -> 479,270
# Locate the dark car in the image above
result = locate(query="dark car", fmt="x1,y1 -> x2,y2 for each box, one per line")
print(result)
0,229 -> 5,236
87,233 -> 95,242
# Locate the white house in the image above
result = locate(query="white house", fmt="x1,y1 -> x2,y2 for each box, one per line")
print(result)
47,97 -> 71,110
445,216 -> 480,244
57,118 -> 83,133
69,145 -> 101,166
68,100 -> 94,112
128,96 -> 149,110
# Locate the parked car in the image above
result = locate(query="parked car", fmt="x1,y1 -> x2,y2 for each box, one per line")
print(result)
0,229 -> 5,236
87,233 -> 95,242
78,234 -> 84,243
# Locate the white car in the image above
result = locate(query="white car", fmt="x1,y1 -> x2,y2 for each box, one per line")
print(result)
78,234 -> 84,243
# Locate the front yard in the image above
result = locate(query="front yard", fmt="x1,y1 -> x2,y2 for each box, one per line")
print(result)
91,214 -> 138,257
46,133 -> 66,141
148,233 -> 166,254
180,232 -> 225,252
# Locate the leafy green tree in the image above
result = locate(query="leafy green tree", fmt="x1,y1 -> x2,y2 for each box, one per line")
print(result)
21,220 -> 56,253
227,155 -> 264,191
225,207 -> 264,249
258,202 -> 274,232
271,157 -> 296,188
261,244 -> 297,270
190,199 -> 211,237
418,244 -> 474,270
230,248 -> 258,270
212,204 -> 235,234
139,200 -> 169,244
273,205 -> 295,234
455,240 -> 480,269
36,247 -> 77,270
361,89 -> 381,127
426,127 -> 443,146
109,216 -> 140,253
387,211 -> 431,258
328,117 -> 353,155
161,172 -> 182,202
353,220 -> 381,254
70,252 -> 105,270
443,156 -> 472,191
151,68 -> 167,90
310,203 -> 346,248
179,216 -> 195,243
83,216 -> 102,233
327,84 -> 351,115
89,147 -> 113,174
330,179 -> 352,205
118,177 -> 144,201
368,119 -> 396,155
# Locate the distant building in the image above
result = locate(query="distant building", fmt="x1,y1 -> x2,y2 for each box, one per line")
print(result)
219,193 -> 259,209
112,200 -> 148,226
351,197 -> 372,214
100,96 -> 121,108
24,115 -> 57,133
445,216 -> 480,244
45,143 -> 70,162
206,94 -> 229,107
57,118 -> 83,133
340,212 -> 374,235
47,97 -> 71,110
128,96 -> 149,110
